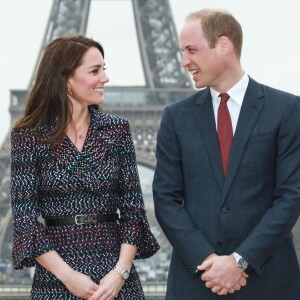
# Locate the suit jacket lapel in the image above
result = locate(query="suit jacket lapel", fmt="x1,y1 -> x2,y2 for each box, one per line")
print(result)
194,88 -> 224,191
221,78 -> 265,204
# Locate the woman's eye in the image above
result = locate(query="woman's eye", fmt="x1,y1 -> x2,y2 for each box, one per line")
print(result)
92,69 -> 99,74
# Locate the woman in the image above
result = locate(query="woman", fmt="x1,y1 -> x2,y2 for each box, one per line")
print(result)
10,35 -> 159,300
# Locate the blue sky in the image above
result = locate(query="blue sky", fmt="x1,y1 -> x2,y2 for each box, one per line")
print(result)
0,0 -> 299,145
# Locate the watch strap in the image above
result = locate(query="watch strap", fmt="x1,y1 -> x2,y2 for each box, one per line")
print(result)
113,265 -> 130,280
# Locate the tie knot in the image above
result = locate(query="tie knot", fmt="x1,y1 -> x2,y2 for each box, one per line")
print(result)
219,93 -> 230,104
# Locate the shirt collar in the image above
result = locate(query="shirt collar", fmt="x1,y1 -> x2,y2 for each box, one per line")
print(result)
210,73 -> 249,106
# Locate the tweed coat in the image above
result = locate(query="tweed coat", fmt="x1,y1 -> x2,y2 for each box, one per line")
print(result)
11,106 -> 159,299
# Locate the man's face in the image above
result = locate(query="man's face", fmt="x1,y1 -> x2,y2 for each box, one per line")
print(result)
180,20 -> 224,89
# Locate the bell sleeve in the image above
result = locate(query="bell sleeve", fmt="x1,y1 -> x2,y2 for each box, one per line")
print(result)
117,120 -> 160,259
10,128 -> 53,269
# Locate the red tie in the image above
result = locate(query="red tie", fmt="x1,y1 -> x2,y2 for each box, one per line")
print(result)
217,93 -> 233,177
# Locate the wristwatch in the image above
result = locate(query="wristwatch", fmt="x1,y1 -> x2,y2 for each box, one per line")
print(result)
113,265 -> 130,280
232,252 -> 248,271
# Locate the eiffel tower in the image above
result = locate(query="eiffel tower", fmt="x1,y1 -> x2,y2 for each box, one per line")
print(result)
0,0 -> 194,261
1,0 -> 300,269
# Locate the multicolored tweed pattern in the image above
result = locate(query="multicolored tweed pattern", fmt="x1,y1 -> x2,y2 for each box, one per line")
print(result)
10,106 -> 159,299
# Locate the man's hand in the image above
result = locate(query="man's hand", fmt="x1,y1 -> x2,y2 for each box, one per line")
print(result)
197,254 -> 248,295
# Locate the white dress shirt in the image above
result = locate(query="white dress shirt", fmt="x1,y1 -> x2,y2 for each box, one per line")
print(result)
210,73 -> 249,135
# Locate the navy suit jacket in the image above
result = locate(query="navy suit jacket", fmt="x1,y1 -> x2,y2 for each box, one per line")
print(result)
153,77 -> 300,299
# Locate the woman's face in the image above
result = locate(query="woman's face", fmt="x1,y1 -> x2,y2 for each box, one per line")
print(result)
68,47 -> 109,106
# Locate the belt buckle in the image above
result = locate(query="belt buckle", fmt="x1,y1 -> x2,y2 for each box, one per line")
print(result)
75,214 -> 97,225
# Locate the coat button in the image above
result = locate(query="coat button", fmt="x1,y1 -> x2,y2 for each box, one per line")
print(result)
221,207 -> 228,213
217,241 -> 223,247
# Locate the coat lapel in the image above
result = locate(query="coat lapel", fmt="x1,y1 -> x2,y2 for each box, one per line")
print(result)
194,88 -> 224,191
221,78 -> 265,204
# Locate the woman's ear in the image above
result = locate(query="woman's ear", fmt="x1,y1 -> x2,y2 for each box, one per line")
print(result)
66,82 -> 72,94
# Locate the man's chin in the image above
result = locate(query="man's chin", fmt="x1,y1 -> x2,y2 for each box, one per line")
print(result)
194,81 -> 206,89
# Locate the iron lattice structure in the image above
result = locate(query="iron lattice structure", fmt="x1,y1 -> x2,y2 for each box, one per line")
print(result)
3,0 -> 299,269
0,0 -> 194,261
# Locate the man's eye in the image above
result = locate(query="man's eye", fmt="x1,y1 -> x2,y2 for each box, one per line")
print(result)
92,69 -> 99,74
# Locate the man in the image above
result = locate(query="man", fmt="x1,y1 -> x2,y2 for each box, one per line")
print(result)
153,9 -> 300,300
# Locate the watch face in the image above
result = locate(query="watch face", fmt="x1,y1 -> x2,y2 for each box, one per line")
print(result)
123,271 -> 130,280
232,253 -> 248,271
237,258 -> 247,270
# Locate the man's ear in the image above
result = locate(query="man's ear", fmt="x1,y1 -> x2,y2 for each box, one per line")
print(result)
217,36 -> 232,57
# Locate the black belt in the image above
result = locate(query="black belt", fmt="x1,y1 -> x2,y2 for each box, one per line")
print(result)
45,213 -> 119,227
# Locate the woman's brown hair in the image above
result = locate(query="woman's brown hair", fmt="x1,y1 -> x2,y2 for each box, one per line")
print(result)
14,35 -> 104,146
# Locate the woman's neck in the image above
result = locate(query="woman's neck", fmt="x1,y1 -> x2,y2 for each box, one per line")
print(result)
66,105 -> 91,150
70,105 -> 90,130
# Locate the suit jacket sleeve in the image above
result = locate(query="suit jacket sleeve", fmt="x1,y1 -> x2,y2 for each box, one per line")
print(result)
153,107 -> 215,276
236,95 -> 300,274
117,120 -> 160,259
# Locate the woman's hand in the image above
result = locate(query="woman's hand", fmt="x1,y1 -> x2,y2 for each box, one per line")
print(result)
87,243 -> 137,299
36,251 -> 99,299
87,270 -> 125,300
61,269 -> 100,299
